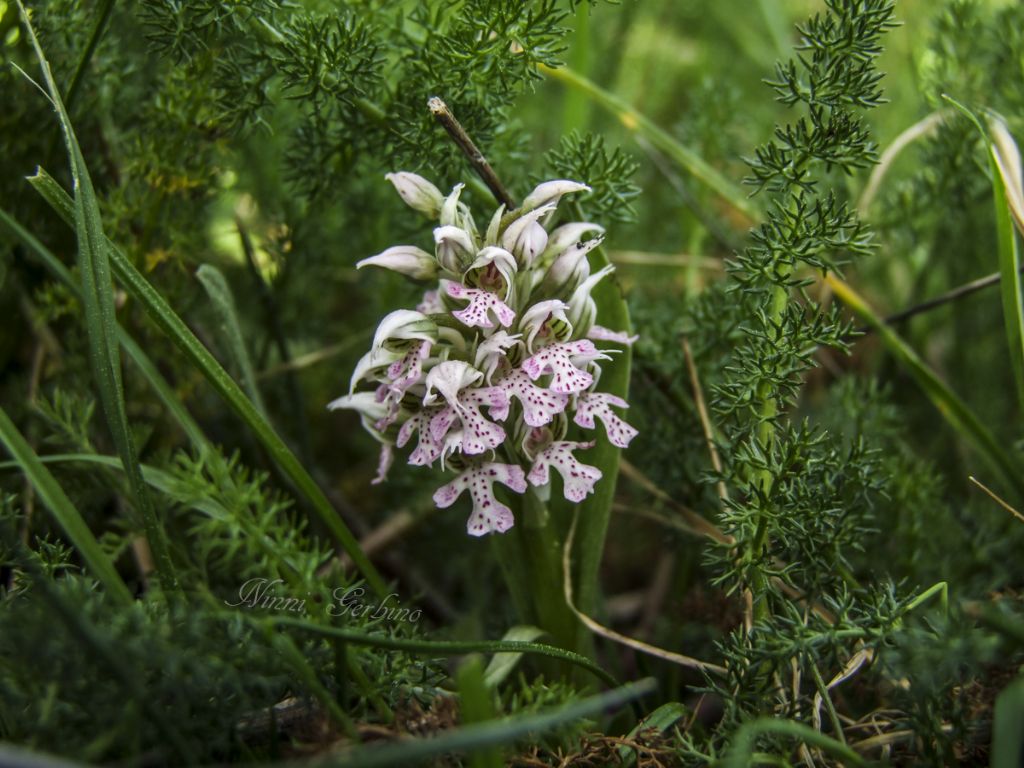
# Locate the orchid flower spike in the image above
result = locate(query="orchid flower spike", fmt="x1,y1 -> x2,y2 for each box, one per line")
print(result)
332,172 -> 638,536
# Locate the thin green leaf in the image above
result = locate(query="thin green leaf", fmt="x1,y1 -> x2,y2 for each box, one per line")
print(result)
724,717 -> 867,768
618,702 -> 688,767
0,407 -> 133,605
828,274 -> 1024,500
483,625 -> 547,688
993,675 -> 1024,768
268,615 -> 621,689
274,678 -> 655,768
942,98 -> 1024,413
988,118 -> 1024,413
27,168 -> 389,599
539,63 -> 756,220
570,203 -> 631,622
264,629 -> 360,741
196,264 -> 270,419
457,656 -> 502,768
0,452 -> 310,587
0,744 -> 89,768
15,3 -> 179,596
0,205 -> 207,447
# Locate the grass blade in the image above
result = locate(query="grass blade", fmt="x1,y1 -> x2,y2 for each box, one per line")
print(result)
827,274 -> 1024,499
0,206 -> 207,447
539,63 -> 756,220
28,170 -> 388,599
941,99 -> 1024,413
483,625 -> 547,688
15,3 -> 179,596
988,117 -> 1024,413
196,264 -> 270,419
724,717 -> 866,768
279,678 -> 655,768
0,406 -> 132,605
993,675 -> 1024,768
572,226 -> 631,622
268,615 -> 621,689
456,656 -> 502,768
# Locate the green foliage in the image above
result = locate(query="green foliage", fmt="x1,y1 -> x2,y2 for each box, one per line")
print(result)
2,0 -> 1024,765
542,131 -> 641,222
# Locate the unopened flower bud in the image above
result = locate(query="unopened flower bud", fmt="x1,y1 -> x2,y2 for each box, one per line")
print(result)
521,180 -> 591,212
502,204 -> 556,266
386,172 -> 444,218
566,264 -> 615,332
543,235 -> 604,296
358,245 -> 438,280
434,225 -> 476,273
541,222 -> 605,263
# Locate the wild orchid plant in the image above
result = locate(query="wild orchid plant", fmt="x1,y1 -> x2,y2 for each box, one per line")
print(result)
330,173 -> 637,538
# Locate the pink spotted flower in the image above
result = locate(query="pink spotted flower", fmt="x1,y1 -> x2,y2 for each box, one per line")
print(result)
331,173 -> 639,535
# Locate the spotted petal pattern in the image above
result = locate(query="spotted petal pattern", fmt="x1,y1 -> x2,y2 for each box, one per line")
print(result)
443,280 -> 515,329
386,340 -> 430,397
424,362 -> 509,455
521,340 -> 608,394
397,410 -> 443,466
527,440 -> 602,502
433,462 -> 528,536
574,392 -> 638,448
494,368 -> 569,427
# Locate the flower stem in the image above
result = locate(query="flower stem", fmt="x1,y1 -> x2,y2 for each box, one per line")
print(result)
493,489 -> 585,660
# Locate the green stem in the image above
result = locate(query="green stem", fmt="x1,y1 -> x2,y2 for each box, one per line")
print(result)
64,0 -> 116,111
492,488 -> 584,661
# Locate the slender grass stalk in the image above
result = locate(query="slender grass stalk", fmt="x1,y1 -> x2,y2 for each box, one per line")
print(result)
0,408 -> 133,605
196,264 -> 270,419
941,99 -> 1024,413
990,126 -> 1024,413
262,629 -> 361,742
26,169 -> 389,599
15,1 -> 181,597
268,615 -> 620,689
538,63 -> 756,219
0,206 -> 207,446
724,717 -> 867,768
827,274 -> 1024,499
273,678 -> 655,768
565,200 -> 631,627
63,0 -> 115,111
993,676 -> 1024,768
456,656 -> 503,768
